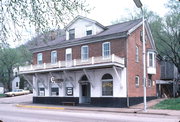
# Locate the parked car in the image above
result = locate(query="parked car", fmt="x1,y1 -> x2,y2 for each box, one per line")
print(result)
5,89 -> 30,97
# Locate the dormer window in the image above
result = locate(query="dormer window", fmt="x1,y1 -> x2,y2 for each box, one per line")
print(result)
69,29 -> 75,40
86,26 -> 92,36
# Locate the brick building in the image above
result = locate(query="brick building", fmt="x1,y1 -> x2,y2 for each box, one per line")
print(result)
19,16 -> 160,107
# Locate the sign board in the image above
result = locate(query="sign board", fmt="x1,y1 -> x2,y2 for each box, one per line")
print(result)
51,76 -> 63,83
66,87 -> 73,96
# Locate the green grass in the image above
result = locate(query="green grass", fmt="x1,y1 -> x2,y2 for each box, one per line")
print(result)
0,94 -> 5,97
152,97 -> 180,110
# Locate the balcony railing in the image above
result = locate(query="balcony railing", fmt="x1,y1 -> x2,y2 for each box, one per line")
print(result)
19,54 -> 124,72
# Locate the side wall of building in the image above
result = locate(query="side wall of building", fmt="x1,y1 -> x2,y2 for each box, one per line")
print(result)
127,25 -> 158,97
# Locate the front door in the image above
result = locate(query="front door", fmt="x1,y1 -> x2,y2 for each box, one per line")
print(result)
81,82 -> 91,103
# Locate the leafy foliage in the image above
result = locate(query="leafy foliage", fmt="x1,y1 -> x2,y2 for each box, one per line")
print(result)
0,0 -> 89,43
0,46 -> 32,90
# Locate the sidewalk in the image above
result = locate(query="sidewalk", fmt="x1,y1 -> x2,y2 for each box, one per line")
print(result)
16,98 -> 180,117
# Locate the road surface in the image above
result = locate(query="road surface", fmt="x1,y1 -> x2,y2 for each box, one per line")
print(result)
0,95 -> 179,122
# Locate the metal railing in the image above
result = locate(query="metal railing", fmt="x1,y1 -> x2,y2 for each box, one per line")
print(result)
19,54 -> 124,72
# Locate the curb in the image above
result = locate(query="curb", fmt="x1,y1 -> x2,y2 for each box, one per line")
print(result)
16,104 -> 169,116
16,104 -> 65,110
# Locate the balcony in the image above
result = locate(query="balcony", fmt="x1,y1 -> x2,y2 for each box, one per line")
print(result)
19,54 -> 125,74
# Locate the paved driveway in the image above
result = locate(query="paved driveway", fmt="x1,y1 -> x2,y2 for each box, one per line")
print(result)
0,94 -> 33,104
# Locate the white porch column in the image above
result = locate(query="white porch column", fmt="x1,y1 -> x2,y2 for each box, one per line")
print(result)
33,75 -> 38,96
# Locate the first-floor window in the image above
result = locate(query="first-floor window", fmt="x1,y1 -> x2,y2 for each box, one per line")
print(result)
102,74 -> 113,96
148,75 -> 152,87
39,88 -> 45,96
135,76 -> 139,87
51,87 -> 59,96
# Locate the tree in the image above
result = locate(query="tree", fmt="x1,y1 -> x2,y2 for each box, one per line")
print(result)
156,0 -> 180,74
0,0 -> 90,43
0,46 -> 32,91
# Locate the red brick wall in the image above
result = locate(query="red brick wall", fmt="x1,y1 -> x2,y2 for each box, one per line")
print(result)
32,38 -> 126,64
127,25 -> 159,97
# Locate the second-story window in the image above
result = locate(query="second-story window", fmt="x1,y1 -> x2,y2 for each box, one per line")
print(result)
102,42 -> 111,58
37,53 -> 43,65
86,26 -> 92,36
148,52 -> 155,67
140,31 -> 143,42
81,45 -> 89,61
136,46 -> 139,62
69,29 -> 75,40
51,51 -> 57,64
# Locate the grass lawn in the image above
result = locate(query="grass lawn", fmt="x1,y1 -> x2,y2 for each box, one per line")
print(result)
0,94 -> 5,97
153,97 -> 180,110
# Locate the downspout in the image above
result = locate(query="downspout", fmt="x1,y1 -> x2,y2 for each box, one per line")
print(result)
126,37 -> 129,107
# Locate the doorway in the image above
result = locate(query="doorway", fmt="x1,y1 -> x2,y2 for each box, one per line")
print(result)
80,82 -> 91,103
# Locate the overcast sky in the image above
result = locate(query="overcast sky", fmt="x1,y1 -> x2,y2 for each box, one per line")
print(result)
84,0 -> 169,25
12,0 -> 170,47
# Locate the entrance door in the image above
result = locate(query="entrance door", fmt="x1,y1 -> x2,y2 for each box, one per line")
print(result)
81,82 -> 91,103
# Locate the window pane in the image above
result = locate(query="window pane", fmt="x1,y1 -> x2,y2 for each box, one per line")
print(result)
102,81 -> 113,96
51,87 -> 59,96
103,42 -> 110,58
81,46 -> 88,60
51,51 -> 57,63
37,53 -> 43,65
86,30 -> 92,35
102,74 -> 113,96
69,29 -> 75,40
39,88 -> 45,96
149,53 -> 153,67
136,46 -> 139,62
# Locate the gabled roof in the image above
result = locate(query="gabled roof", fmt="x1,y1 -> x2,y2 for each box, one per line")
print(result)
27,17 -> 155,52
65,15 -> 107,30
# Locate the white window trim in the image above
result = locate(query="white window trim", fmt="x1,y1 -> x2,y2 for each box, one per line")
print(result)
66,48 -> 72,62
51,50 -> 57,64
136,46 -> 139,62
147,52 -> 156,68
135,76 -> 139,87
101,74 -> 113,97
81,45 -> 89,61
37,53 -> 43,65
102,42 -> 111,59
86,25 -> 93,36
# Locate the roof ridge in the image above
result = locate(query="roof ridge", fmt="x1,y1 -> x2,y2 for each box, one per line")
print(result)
106,18 -> 142,28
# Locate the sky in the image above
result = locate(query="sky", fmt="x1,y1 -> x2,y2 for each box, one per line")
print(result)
11,0 -> 169,47
84,0 -> 168,25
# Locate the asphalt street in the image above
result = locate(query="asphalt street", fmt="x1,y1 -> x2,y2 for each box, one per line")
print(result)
0,94 -> 179,122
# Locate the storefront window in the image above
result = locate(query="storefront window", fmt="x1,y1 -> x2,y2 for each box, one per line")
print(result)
39,88 -> 45,96
102,74 -> 113,96
51,87 -> 59,96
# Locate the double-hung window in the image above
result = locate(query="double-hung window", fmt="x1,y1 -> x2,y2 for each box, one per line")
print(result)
69,29 -> 75,40
37,53 -> 43,65
102,42 -> 111,58
136,46 -> 139,62
135,76 -> 139,87
51,51 -> 57,64
81,45 -> 89,61
148,52 -> 156,67
86,26 -> 92,36
66,48 -> 72,67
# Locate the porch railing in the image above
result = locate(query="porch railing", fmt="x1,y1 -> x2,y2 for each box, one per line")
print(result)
19,54 -> 124,72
